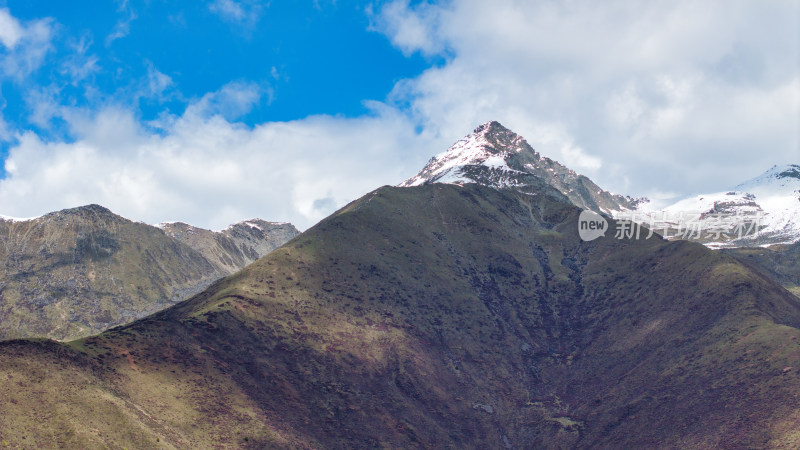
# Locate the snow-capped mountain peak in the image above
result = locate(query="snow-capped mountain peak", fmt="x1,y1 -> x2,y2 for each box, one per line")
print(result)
400,121 -> 644,213
400,121 -> 530,187
734,164 -> 800,194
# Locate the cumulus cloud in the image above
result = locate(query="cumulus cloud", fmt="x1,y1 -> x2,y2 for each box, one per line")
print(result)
369,0 -> 446,57
379,0 -> 800,199
0,103 -> 434,230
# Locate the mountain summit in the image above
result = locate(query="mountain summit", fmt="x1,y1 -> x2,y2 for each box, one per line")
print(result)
401,121 -> 645,213
735,164 -> 800,193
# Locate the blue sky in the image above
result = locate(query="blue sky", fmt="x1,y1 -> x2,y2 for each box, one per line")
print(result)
0,1 -> 798,229
0,0 -> 433,148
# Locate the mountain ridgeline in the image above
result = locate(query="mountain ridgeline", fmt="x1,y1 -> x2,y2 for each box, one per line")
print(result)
724,241 -> 800,299
0,205 -> 299,341
403,121 -> 800,248
1,182 -> 800,447
159,220 -> 300,275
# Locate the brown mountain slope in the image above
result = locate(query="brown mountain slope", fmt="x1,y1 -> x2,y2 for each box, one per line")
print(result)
0,205 -> 298,341
0,205 -> 221,341
1,185 -> 800,448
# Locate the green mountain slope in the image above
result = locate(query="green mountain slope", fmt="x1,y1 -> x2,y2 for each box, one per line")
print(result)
1,185 -> 800,448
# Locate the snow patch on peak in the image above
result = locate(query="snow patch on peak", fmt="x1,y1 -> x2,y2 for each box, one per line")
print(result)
224,219 -> 289,232
400,122 -> 524,187
155,221 -> 179,229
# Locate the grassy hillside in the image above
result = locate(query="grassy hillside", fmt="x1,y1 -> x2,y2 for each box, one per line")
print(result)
1,185 -> 800,448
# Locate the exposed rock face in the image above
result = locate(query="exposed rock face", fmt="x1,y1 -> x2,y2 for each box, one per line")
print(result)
158,220 -> 299,275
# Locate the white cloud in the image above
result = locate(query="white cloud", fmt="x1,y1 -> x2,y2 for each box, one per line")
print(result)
0,113 -> 10,142
105,20 -> 131,46
0,8 -> 24,49
24,85 -> 63,129
1,1 -> 797,232
0,8 -> 54,79
183,81 -> 269,121
369,0 -> 445,56
0,104 -> 435,230
379,0 -> 800,197
60,34 -> 100,84
210,0 -> 245,21
142,62 -> 174,100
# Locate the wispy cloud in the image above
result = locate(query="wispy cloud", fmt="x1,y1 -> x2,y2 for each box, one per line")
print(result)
184,81 -> 269,121
105,0 -> 137,46
208,0 -> 263,29
0,8 -> 55,79
59,34 -> 100,85
369,0 -> 445,57
209,0 -> 246,21
141,61 -> 175,101
0,113 -> 10,142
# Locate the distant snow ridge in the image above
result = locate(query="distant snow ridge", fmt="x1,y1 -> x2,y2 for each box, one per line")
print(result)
723,164 -> 800,245
401,121 -> 645,214
623,164 -> 800,247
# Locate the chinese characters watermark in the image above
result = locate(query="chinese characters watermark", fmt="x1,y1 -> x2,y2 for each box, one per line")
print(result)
578,210 -> 764,242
